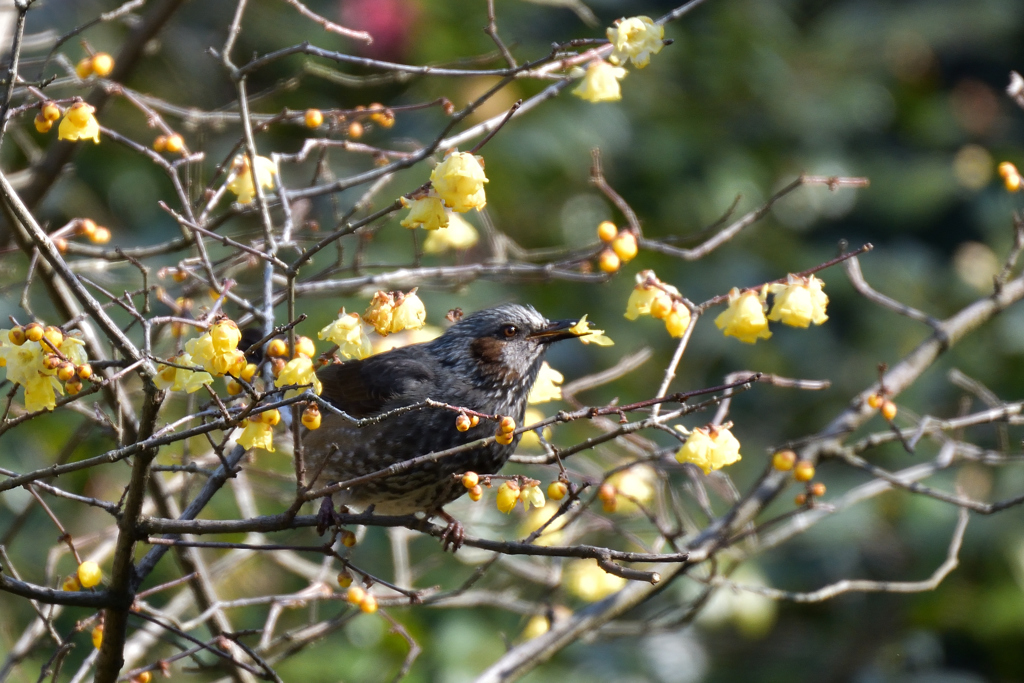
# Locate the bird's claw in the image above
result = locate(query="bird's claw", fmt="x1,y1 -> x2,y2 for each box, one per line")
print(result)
439,513 -> 465,553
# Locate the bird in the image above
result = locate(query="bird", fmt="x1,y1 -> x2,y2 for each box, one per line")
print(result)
303,303 -> 579,550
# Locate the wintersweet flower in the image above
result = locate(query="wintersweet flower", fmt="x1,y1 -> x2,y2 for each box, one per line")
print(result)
423,212 -> 479,253
768,275 -> 829,328
275,355 -> 323,398
664,302 -> 692,338
573,60 -> 627,103
237,419 -> 274,452
391,291 -> 426,333
153,353 -> 214,393
23,375 -> 62,412
226,154 -> 277,204
520,484 -> 546,510
364,291 -> 396,335
58,103 -> 100,143
400,195 -> 448,230
568,315 -> 614,346
527,361 -> 564,404
714,288 -> 772,344
674,425 -> 742,475
185,325 -> 246,377
607,16 -> 664,68
318,311 -> 372,360
430,152 -> 488,212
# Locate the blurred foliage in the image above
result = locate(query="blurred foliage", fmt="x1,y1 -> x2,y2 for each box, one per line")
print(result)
4,0 -> 1024,681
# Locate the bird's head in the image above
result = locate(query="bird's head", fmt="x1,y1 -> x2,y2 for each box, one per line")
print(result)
429,304 -> 577,387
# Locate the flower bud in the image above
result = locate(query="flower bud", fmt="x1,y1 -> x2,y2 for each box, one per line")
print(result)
772,450 -> 797,471
598,249 -> 621,273
611,231 -> 638,262
76,364 -> 93,381
496,481 -> 520,513
92,625 -> 103,649
41,102 -> 60,122
91,227 -> 111,244
43,326 -> 64,348
794,493 -> 807,506
341,530 -> 357,547
241,363 -> 258,382
8,327 -> 25,345
455,413 -> 472,432
337,571 -> 352,588
34,113 -> 52,133
226,379 -> 243,396
359,593 -> 378,613
91,53 -> 114,77
305,108 -> 324,128
468,484 -> 483,501
881,400 -> 897,421
348,121 -> 363,138
462,471 -> 479,489
78,561 -> 102,588
57,362 -> 76,382
547,481 -> 567,500
267,338 -> 288,357
499,416 -> 516,434
75,57 -> 94,79
597,221 -> 618,242
165,134 -> 184,153
346,586 -> 366,604
24,322 -> 43,342
260,408 -> 281,426
866,393 -> 883,409
153,135 -> 167,152
302,404 -> 322,430
793,461 -> 815,482
62,575 -> 81,591
293,336 -> 316,358
495,431 -> 514,445
809,482 -> 826,497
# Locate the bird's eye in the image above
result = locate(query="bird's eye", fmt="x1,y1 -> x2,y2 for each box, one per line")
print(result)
501,324 -> 518,339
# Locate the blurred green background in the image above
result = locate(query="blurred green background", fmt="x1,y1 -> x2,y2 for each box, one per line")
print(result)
4,0 -> 1024,681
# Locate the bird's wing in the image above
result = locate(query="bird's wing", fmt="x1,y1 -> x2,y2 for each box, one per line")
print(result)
316,349 -> 435,417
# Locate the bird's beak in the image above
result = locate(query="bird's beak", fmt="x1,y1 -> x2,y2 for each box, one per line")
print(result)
528,319 -> 579,344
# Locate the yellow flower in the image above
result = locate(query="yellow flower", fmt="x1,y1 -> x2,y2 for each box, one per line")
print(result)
496,481 -> 520,513
430,151 -> 488,212
573,60 -> 627,103
24,375 -> 62,412
423,212 -> 480,253
565,559 -> 626,601
607,16 -> 664,68
528,362 -> 563,404
568,315 -> 614,346
714,288 -> 772,344
768,275 -> 829,328
226,154 -> 277,204
521,484 -> 546,510
77,561 -> 102,588
400,195 -> 449,230
625,285 -> 664,320
185,330 -> 245,377
364,291 -> 395,335
391,291 -> 426,333
154,353 -> 214,393
57,103 -> 99,143
664,302 -> 691,338
318,311 -> 372,360
59,334 -> 88,366
275,355 -> 322,398
237,419 -> 274,452
210,319 -> 242,354
674,426 -> 742,475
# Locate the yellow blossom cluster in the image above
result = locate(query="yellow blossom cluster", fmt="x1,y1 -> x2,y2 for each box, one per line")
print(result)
624,270 -> 691,337
226,154 -> 277,204
184,319 -> 246,377
401,151 -> 488,232
363,289 -> 427,336
674,425 -> 742,475
999,161 -> 1021,192
318,309 -> 372,360
595,221 -> 639,273
237,408 -> 281,452
714,275 -> 829,344
607,16 -> 664,68
0,324 -> 91,412
495,480 -> 545,513
55,102 -> 100,143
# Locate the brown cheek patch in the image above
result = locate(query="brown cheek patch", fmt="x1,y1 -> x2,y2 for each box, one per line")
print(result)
470,337 -> 521,382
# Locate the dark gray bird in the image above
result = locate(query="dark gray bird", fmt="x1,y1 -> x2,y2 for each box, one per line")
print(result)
304,304 -> 578,549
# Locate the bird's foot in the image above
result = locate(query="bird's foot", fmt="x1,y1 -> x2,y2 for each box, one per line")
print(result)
438,510 -> 465,553
316,497 -> 338,536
